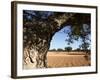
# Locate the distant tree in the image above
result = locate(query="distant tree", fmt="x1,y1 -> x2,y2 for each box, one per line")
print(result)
79,40 -> 90,54
87,49 -> 91,54
65,47 -> 72,52
80,43 -> 89,51
49,49 -> 56,51
57,48 -> 63,51
75,48 -> 81,51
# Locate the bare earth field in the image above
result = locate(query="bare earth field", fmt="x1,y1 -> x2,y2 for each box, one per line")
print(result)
47,51 -> 90,68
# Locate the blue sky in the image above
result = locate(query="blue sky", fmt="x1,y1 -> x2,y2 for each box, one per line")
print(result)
49,26 -> 82,50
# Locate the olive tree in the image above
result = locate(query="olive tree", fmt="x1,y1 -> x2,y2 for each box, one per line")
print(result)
23,10 -> 91,68
57,48 -> 63,51
65,47 -> 72,52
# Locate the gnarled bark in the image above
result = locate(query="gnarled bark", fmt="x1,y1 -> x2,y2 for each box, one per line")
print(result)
23,43 -> 49,69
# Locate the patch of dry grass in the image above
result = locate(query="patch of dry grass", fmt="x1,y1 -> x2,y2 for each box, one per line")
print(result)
47,51 -> 90,68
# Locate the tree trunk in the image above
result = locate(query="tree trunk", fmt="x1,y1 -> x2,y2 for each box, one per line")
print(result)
23,33 -> 51,69
23,13 -> 75,69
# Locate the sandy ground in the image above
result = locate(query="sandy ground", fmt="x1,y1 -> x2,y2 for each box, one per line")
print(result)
47,51 -> 90,68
